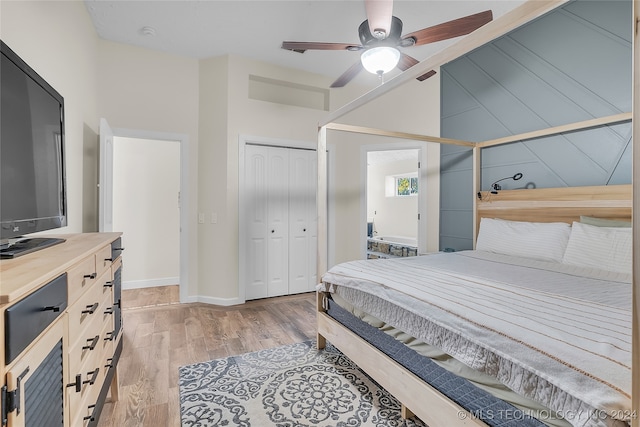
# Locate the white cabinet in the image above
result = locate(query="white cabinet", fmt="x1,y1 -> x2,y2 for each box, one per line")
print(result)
244,145 -> 317,300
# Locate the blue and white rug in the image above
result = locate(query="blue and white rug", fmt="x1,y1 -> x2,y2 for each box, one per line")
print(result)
179,340 -> 426,426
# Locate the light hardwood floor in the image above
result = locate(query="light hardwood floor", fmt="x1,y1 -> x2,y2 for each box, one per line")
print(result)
97,286 -> 317,427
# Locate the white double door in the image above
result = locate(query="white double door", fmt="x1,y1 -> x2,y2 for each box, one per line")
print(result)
244,144 -> 317,300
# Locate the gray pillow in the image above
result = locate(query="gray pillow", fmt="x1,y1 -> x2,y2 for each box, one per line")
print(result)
579,215 -> 631,228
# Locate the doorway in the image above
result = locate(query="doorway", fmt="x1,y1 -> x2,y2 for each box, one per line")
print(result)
99,120 -> 189,302
366,149 -> 420,258
361,144 -> 430,258
112,136 -> 180,290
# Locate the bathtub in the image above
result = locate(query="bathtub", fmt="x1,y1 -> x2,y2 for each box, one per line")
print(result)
367,235 -> 418,258
370,236 -> 417,247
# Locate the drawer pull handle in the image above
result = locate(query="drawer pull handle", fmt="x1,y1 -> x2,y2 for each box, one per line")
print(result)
103,281 -> 113,288
83,368 -> 100,386
104,330 -> 115,341
83,273 -> 97,280
105,358 -> 114,369
42,303 -> 63,313
83,404 -> 97,422
82,335 -> 100,351
104,306 -> 114,315
67,374 -> 82,393
82,302 -> 99,315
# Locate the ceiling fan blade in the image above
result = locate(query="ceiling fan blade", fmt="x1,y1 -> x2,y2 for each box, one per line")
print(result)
397,54 -> 436,82
416,70 -> 437,81
402,10 -> 493,46
397,53 -> 419,71
365,0 -> 394,39
330,61 -> 364,88
282,41 -> 362,54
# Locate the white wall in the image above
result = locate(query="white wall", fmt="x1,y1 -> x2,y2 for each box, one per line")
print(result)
112,137 -> 180,288
0,1 -> 99,235
367,158 -> 419,239
96,40 -> 200,300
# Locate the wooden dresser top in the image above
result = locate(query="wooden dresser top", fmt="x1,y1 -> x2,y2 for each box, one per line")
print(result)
0,233 -> 122,305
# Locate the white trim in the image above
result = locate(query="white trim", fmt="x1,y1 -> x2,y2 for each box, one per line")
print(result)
238,134 -> 335,303
103,126 -> 190,305
122,277 -> 180,290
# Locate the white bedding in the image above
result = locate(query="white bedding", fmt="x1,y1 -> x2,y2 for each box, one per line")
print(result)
319,251 -> 632,427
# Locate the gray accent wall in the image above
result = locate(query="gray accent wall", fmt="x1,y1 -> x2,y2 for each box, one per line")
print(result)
439,0 -> 632,251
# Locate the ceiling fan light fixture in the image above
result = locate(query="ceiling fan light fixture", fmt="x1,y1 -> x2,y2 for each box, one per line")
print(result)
360,46 -> 400,75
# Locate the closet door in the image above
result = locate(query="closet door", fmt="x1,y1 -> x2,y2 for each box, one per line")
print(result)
288,149 -> 317,294
245,145 -> 269,300
266,147 -> 290,297
244,145 -> 290,299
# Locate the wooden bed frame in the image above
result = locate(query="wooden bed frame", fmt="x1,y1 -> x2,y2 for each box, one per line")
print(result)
314,1 -> 639,426
317,184 -> 632,427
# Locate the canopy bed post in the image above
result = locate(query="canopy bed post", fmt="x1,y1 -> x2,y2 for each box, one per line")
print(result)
473,146 -> 481,247
632,1 -> 639,426
317,125 -> 328,350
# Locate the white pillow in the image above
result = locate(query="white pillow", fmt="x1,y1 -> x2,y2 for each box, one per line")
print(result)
476,217 -> 571,262
562,221 -> 632,274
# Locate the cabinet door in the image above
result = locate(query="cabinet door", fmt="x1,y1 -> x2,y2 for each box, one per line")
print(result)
4,321 -> 65,427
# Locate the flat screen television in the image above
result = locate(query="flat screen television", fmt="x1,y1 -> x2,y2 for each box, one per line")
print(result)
0,40 -> 67,258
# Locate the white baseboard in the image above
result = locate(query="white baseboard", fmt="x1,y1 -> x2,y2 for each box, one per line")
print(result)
122,277 -> 179,290
181,295 -> 244,306
189,295 -> 244,306
124,280 -> 245,306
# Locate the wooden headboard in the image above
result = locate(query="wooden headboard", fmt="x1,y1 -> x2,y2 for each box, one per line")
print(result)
476,184 -> 632,233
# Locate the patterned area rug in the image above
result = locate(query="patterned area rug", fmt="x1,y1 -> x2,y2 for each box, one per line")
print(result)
179,341 -> 427,426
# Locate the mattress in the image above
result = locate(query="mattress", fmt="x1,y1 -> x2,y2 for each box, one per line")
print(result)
329,291 -> 570,427
319,251 -> 632,427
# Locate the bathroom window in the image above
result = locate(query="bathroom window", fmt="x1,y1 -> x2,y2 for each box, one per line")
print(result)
385,173 -> 418,197
396,176 -> 418,196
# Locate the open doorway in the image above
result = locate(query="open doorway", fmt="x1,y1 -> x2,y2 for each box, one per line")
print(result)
112,136 -> 180,290
99,120 -> 189,303
366,149 -> 420,259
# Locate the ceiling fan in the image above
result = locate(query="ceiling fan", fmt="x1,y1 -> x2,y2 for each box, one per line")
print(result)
281,0 -> 493,88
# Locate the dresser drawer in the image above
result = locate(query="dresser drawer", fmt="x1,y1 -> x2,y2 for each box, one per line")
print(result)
67,314 -> 115,425
67,256 -> 98,306
68,288 -> 112,373
4,274 -> 67,364
67,346 -> 103,427
68,269 -> 110,345
95,245 -> 113,280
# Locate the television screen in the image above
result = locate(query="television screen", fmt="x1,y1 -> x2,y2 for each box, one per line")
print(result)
1,40 -> 67,243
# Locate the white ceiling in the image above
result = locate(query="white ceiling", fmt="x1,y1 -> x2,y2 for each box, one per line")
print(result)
368,149 -> 418,165
84,0 -> 526,88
